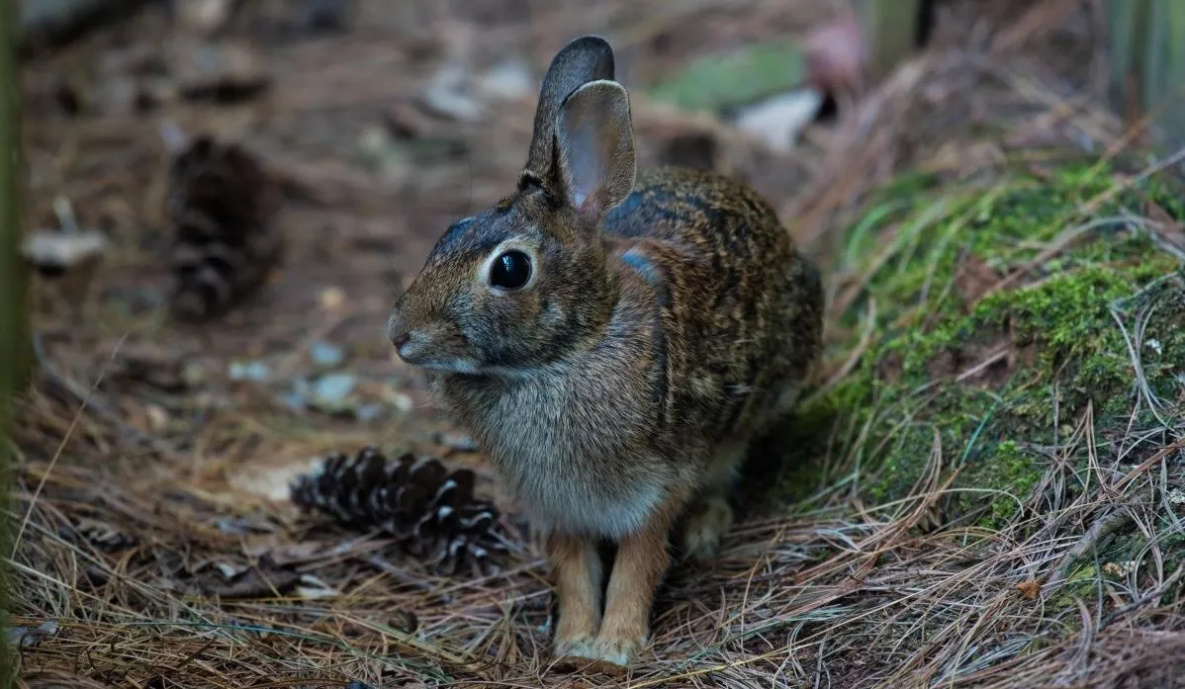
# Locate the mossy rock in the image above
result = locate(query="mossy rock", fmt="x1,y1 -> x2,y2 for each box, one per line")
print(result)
774,160 -> 1185,532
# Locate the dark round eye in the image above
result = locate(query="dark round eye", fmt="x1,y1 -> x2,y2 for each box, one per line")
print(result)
489,250 -> 532,290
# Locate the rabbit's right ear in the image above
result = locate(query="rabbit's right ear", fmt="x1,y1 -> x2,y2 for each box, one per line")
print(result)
523,36 -> 615,183
554,80 -> 636,225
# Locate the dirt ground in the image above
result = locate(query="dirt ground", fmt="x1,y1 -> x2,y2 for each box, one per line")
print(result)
9,1 -> 1184,687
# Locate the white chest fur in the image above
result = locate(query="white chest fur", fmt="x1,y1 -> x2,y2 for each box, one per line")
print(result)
439,358 -> 667,540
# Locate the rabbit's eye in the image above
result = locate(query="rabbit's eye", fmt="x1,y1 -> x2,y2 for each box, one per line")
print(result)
489,250 -> 532,290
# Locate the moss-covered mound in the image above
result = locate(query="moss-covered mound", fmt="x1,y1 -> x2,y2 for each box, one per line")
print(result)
780,161 -> 1185,532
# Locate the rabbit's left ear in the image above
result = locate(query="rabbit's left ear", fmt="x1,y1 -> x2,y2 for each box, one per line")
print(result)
553,79 -> 637,225
523,35 -> 615,183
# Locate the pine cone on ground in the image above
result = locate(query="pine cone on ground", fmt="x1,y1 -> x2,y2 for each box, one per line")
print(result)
165,135 -> 282,321
290,446 -> 510,576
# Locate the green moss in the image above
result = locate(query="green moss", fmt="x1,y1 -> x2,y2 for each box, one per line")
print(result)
1048,565 -> 1103,610
776,162 -> 1185,525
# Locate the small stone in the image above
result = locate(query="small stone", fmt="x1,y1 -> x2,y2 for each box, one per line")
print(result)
215,518 -> 255,535
434,431 -> 478,453
159,120 -> 190,156
309,373 -> 358,413
281,390 -> 308,412
355,404 -> 385,422
310,341 -> 345,368
22,229 -> 107,273
296,574 -> 341,600
476,58 -> 533,102
177,0 -> 235,34
281,378 -> 312,411
359,125 -> 392,159
229,360 -> 270,382
181,361 -> 208,387
6,620 -> 59,649
419,63 -> 483,122
216,562 -> 247,580
381,389 -> 414,413
319,286 -> 346,310
144,404 -> 169,432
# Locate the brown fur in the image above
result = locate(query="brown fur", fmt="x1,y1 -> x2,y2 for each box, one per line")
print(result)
386,35 -> 823,669
547,531 -> 602,655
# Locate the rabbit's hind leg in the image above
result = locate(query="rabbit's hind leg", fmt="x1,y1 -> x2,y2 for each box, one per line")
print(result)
676,492 -> 734,562
676,441 -> 744,562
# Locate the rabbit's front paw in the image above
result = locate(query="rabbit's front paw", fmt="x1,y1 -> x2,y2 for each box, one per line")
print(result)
677,493 -> 734,562
586,632 -> 644,671
552,634 -> 599,672
552,634 -> 641,675
554,634 -> 596,657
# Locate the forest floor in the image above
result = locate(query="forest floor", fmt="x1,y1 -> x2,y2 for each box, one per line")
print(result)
9,1 -> 1185,687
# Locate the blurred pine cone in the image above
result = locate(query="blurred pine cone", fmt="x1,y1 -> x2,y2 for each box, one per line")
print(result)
290,446 -> 509,576
165,135 -> 282,321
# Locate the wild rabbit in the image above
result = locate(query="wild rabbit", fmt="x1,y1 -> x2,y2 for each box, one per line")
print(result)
387,35 -> 823,670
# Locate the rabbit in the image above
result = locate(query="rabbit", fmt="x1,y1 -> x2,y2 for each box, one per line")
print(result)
386,35 -> 823,671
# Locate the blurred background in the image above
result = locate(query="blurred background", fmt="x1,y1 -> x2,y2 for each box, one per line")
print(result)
12,0 -> 1174,436
6,1 -> 1185,687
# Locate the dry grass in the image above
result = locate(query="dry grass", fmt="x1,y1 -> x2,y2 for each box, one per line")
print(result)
8,1 -> 1185,687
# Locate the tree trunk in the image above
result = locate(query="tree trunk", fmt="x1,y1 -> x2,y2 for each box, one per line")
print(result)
1,0 -> 24,683
856,0 -> 925,80
1105,0 -> 1185,151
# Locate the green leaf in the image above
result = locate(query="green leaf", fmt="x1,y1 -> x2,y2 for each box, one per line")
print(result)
648,40 -> 806,113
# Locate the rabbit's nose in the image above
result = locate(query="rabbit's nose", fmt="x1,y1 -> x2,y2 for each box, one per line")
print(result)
387,312 -> 411,349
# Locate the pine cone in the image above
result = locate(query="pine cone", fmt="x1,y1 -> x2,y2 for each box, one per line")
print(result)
165,135 -> 282,321
290,446 -> 509,576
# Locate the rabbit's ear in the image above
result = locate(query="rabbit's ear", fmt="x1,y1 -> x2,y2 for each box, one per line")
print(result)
554,79 -> 637,224
523,36 -> 615,182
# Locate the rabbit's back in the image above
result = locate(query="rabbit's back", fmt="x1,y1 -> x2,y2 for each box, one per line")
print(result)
602,167 -> 785,251
603,167 -> 822,444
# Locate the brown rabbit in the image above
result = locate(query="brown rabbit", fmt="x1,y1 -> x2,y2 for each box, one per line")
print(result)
387,35 -> 823,670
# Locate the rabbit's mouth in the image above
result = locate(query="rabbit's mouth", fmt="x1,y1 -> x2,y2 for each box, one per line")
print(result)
396,345 -> 481,375
389,319 -> 481,374
408,357 -> 484,375
394,338 -> 543,377
392,332 -> 467,370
